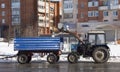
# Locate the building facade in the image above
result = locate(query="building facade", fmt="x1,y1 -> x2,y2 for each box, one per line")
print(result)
0,0 -> 11,38
20,0 -> 38,37
0,0 -> 38,38
38,0 -> 60,35
0,0 -> 60,38
61,0 -> 78,32
61,0 -> 120,42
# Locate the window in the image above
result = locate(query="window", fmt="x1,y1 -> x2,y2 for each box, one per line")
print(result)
104,20 -> 108,22
103,11 -> 108,16
81,2 -> 84,8
113,0 -> 118,5
2,19 -> 5,24
64,4 -> 68,9
11,0 -> 20,25
1,3 -> 5,8
97,34 -> 105,44
12,15 -> 20,24
94,11 -> 99,16
89,34 -> 95,45
81,25 -> 89,27
64,2 -> 73,9
88,11 -> 99,17
103,0 -> 109,6
64,13 -> 73,19
113,10 -> 118,16
77,14 -> 79,18
88,1 -> 98,7
113,19 -> 118,21
38,5 -> 45,9
1,11 -> 5,16
38,20 -> 44,23
12,8 -> 20,15
12,0 -> 20,3
81,13 -> 84,18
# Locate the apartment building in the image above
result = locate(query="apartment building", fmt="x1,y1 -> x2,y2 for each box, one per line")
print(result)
0,0 -> 60,38
61,0 -> 78,32
0,0 -> 38,38
0,0 -> 11,38
20,0 -> 38,37
38,0 -> 60,35
61,0 -> 120,42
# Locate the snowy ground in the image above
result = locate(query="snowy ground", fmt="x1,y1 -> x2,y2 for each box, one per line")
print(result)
0,41 -> 120,62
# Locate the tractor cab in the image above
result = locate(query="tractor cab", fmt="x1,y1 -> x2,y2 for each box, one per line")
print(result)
86,30 -> 106,45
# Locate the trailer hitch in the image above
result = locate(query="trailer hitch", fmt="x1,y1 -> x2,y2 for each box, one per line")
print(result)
0,54 -> 17,60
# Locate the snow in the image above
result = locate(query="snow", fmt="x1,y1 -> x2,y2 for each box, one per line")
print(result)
108,44 -> 120,56
0,41 -> 120,62
0,42 -> 18,56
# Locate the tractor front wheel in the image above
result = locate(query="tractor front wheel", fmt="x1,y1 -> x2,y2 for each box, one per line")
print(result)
67,53 -> 78,63
47,54 -> 57,64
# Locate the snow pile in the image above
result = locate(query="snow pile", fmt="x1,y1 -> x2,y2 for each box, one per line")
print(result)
108,44 -> 120,56
0,42 -> 18,56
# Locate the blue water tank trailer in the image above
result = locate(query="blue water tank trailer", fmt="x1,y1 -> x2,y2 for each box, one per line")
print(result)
14,37 -> 63,64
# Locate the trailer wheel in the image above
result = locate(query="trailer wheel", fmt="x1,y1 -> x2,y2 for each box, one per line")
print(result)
17,54 -> 29,64
92,47 -> 109,63
67,53 -> 78,63
47,54 -> 57,64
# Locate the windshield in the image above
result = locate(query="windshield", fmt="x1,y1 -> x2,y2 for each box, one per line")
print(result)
97,34 -> 105,44
89,34 -> 96,45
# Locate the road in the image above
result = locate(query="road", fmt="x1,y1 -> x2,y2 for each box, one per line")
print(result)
0,61 -> 120,72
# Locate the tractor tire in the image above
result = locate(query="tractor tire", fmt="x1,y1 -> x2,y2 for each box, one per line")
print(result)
47,54 -> 57,64
92,47 -> 109,63
67,53 -> 78,63
17,54 -> 29,64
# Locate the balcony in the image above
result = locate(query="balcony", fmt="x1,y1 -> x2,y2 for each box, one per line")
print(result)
99,4 -> 120,10
64,9 -> 73,13
110,5 -> 120,9
38,23 -> 49,27
38,8 -> 50,13
38,8 -> 45,13
99,6 -> 109,10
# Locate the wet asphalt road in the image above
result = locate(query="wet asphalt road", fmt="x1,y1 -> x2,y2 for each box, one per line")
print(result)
0,61 -> 120,72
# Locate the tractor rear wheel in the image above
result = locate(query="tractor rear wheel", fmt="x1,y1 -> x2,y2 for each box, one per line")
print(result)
92,47 -> 109,63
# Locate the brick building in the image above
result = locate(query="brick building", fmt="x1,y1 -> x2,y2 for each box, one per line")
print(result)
0,0 -> 11,38
61,0 -> 120,42
38,0 -> 60,35
0,0 -> 60,38
20,0 -> 38,37
0,0 -> 38,38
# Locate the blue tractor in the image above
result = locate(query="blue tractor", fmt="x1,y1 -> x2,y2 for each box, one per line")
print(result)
66,30 -> 110,63
56,24 -> 110,63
